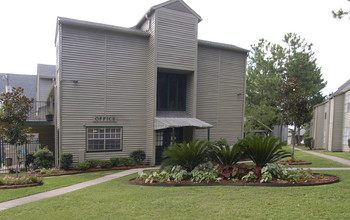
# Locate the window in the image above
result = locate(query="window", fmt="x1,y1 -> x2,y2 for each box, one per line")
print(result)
87,127 -> 122,151
156,131 -> 163,146
345,94 -> 350,112
157,73 -> 186,111
343,127 -> 349,145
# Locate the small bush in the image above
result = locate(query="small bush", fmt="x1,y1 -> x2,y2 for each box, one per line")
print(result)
25,154 -> 35,168
34,146 -> 54,169
161,140 -> 209,171
75,161 -> 91,170
304,136 -> 313,150
110,158 -> 120,167
348,138 -> 350,148
60,153 -> 73,170
118,157 -> 134,166
85,159 -> 99,168
98,160 -> 112,168
130,150 -> 146,165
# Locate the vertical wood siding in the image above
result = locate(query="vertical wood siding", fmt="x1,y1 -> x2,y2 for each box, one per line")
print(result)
313,105 -> 325,150
60,25 -> 148,163
156,8 -> 198,71
195,46 -> 246,145
343,91 -> 350,151
332,94 -> 344,151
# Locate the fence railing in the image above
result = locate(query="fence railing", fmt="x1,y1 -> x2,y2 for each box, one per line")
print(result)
27,101 -> 51,122
0,141 -> 40,173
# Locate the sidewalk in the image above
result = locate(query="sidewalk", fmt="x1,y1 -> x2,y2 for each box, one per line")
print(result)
293,146 -> 350,166
0,167 -> 156,212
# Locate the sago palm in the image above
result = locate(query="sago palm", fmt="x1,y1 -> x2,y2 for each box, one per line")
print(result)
241,135 -> 291,167
161,140 -> 209,171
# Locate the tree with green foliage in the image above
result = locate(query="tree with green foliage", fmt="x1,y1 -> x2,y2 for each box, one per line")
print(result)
0,87 -> 34,176
246,33 -> 326,148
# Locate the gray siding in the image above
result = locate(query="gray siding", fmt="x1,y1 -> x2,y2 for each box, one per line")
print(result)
332,94 -> 344,151
195,46 -> 246,145
37,78 -> 53,101
60,24 -> 148,163
344,91 -> 350,151
156,8 -> 198,71
313,104 -> 325,150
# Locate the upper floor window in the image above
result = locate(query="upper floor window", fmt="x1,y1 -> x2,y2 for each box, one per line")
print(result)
345,94 -> 350,112
157,73 -> 186,111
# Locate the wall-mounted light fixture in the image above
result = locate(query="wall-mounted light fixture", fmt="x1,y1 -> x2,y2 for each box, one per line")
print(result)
72,80 -> 79,84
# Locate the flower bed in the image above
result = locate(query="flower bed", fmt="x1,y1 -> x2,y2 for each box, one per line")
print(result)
277,158 -> 312,165
0,175 -> 43,189
132,163 -> 339,187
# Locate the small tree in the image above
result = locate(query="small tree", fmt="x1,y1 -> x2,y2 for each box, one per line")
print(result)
0,87 -> 34,176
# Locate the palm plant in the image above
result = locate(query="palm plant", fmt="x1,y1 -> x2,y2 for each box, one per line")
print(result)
161,140 -> 209,171
210,143 -> 243,165
241,135 -> 291,167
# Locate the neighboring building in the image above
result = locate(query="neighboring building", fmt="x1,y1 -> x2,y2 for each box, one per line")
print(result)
0,73 -> 36,100
40,0 -> 249,166
311,79 -> 350,151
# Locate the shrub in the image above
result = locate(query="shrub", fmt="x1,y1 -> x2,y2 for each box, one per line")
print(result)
161,140 -> 209,171
348,138 -> 350,148
25,154 -> 35,168
190,165 -> 221,183
118,157 -> 134,166
130,150 -> 146,165
60,153 -> 73,170
34,146 -> 54,169
138,166 -> 189,183
210,142 -> 242,165
75,161 -> 91,170
241,136 -> 291,167
98,160 -> 112,168
85,159 -> 99,168
304,136 -> 313,150
110,158 -> 120,167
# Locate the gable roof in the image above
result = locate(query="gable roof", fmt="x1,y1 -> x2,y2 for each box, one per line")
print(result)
333,78 -> 350,95
135,0 -> 202,29
0,73 -> 37,101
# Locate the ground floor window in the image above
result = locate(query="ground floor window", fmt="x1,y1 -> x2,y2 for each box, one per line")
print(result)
343,127 -> 349,145
87,127 -> 122,151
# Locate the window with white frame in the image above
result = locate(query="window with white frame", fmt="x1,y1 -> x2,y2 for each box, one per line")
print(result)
87,127 -> 122,151
156,131 -> 163,146
345,94 -> 350,112
343,127 -> 349,145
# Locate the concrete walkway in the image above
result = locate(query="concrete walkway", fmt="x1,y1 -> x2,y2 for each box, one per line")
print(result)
293,146 -> 350,166
0,167 -> 156,212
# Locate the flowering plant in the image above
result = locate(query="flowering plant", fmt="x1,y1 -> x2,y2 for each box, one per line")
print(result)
0,175 -> 43,185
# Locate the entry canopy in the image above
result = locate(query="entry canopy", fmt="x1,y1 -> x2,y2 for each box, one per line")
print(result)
154,117 -> 213,130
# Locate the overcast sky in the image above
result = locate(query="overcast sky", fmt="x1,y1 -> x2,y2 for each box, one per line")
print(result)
0,0 -> 349,95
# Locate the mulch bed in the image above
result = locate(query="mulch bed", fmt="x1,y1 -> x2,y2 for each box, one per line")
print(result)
129,173 -> 339,187
0,182 -> 43,189
277,161 -> 312,165
30,165 -> 150,177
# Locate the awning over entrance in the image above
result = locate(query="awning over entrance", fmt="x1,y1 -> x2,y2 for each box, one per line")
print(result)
154,117 -> 213,130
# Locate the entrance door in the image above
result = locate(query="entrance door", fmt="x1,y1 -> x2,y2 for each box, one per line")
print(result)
155,128 -> 183,165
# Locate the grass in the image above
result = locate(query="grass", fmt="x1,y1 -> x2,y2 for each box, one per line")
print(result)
0,170 -> 122,203
281,146 -> 350,168
0,170 -> 349,219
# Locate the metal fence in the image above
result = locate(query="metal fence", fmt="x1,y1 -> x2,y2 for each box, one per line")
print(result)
0,141 -> 40,173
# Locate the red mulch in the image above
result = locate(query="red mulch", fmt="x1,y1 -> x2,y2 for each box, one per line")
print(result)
129,173 -> 339,187
0,182 -> 43,189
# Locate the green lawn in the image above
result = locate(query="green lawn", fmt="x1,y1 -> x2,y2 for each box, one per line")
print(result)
0,170 -> 349,219
0,170 -> 122,203
282,147 -> 350,168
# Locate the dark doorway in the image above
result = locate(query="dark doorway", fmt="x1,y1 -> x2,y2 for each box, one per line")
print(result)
155,127 -> 183,165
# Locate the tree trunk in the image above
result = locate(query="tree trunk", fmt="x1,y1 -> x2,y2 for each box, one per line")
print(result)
279,114 -> 283,143
297,127 -> 301,146
292,124 -> 296,159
